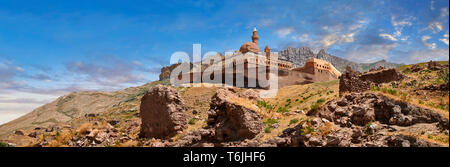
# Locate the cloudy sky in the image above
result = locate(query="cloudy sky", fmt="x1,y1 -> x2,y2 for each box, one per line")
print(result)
0,0 -> 449,124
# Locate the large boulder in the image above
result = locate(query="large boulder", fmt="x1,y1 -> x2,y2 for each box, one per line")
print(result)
139,85 -> 187,139
207,88 -> 263,141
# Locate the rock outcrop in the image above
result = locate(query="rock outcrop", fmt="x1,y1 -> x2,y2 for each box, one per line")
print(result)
139,85 -> 187,139
206,88 -> 263,141
308,92 -> 448,128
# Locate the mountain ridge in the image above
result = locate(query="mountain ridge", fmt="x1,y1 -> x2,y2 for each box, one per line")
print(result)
278,46 -> 403,72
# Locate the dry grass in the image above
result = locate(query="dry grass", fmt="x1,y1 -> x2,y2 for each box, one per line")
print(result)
47,129 -> 73,147
119,140 -> 139,147
319,122 -> 336,136
259,80 -> 340,139
229,97 -> 261,112
369,91 -> 449,119
77,123 -> 92,135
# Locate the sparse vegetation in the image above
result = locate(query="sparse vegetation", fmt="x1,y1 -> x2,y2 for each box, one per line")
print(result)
0,142 -> 11,147
257,101 -> 273,110
263,118 -> 279,126
276,107 -> 289,113
188,118 -> 199,125
289,118 -> 299,125
264,127 -> 273,133
299,126 -> 314,135
310,98 -> 326,112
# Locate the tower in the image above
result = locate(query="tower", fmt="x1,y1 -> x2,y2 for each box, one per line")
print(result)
252,27 -> 259,46
264,45 -> 270,62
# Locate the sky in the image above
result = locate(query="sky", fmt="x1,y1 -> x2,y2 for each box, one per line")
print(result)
0,0 -> 449,124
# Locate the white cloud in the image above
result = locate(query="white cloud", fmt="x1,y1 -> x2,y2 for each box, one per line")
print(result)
440,34 -> 449,45
276,27 -> 294,37
292,34 -> 310,42
405,48 -> 449,64
391,16 -> 413,27
345,44 -> 397,63
441,8 -> 449,17
428,21 -> 443,33
379,33 -> 398,41
15,66 -> 24,72
422,35 -> 437,49
0,91 -> 58,125
430,0 -> 435,10
382,16 -> 414,42
260,19 -> 274,27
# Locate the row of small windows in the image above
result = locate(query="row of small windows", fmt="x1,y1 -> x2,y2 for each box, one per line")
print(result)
316,64 -> 331,70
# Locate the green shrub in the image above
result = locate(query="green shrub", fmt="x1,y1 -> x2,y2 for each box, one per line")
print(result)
263,118 -> 279,126
289,118 -> 299,125
299,126 -> 314,135
188,118 -> 198,125
316,98 -> 325,104
257,101 -> 273,110
264,127 -> 273,133
276,107 -> 289,113
438,68 -> 449,84
0,142 -> 10,147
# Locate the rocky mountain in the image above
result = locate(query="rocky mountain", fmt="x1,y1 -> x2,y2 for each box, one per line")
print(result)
279,47 -> 402,72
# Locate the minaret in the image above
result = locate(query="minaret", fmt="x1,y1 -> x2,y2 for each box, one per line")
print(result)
252,27 -> 259,46
264,45 -> 270,62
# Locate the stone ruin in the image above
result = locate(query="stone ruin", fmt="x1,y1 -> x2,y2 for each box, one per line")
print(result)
139,85 -> 187,139
138,85 -> 262,144
339,66 -> 404,95
206,88 -> 263,141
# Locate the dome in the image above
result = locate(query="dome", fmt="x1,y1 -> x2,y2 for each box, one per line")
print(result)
240,42 -> 260,54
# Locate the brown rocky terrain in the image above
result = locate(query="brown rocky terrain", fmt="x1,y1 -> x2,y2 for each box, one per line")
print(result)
0,61 -> 448,147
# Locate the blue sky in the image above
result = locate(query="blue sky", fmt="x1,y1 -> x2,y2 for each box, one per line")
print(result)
0,0 -> 449,124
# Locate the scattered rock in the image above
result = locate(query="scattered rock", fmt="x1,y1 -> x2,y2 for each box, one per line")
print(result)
309,92 -> 448,127
107,120 -> 120,126
28,132 -> 37,138
14,130 -> 24,136
238,89 -> 262,101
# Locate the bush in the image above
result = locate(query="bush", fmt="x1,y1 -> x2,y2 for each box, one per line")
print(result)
289,118 -> 299,125
0,142 -> 10,147
264,118 -> 278,125
276,107 -> 289,113
438,68 -> 449,84
316,98 -> 325,104
257,101 -> 273,110
264,127 -> 273,133
188,118 -> 198,125
299,126 -> 314,135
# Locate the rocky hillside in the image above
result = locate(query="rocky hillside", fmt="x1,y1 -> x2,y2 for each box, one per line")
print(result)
0,80 -> 170,140
279,47 -> 402,72
1,61 -> 448,147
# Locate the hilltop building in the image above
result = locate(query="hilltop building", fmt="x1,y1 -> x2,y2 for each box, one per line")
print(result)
163,28 -> 340,89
